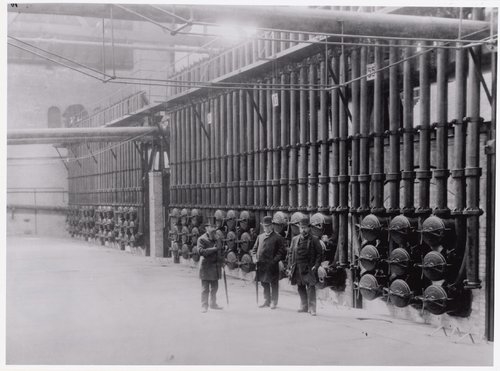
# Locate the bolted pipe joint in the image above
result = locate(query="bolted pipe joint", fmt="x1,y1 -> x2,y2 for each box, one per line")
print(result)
388,215 -> 419,248
421,215 -> 456,253
416,283 -> 472,317
169,207 -> 181,228
386,279 -> 415,308
180,208 -> 190,226
357,273 -> 388,302
288,211 -> 306,240
225,209 -> 239,232
190,208 -> 203,227
237,210 -> 256,232
272,211 -> 289,237
213,209 -> 227,230
359,214 -> 389,244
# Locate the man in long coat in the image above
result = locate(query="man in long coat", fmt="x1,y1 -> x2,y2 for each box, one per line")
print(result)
288,216 -> 323,316
251,216 -> 286,309
197,221 -> 224,313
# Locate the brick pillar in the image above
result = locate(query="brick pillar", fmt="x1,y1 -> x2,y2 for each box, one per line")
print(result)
149,171 -> 164,257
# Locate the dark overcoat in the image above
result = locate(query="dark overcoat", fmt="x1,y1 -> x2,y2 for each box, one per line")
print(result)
197,232 -> 223,281
251,231 -> 286,283
288,233 -> 323,285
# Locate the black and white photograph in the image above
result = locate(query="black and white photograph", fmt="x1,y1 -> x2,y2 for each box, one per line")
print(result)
4,1 -> 498,368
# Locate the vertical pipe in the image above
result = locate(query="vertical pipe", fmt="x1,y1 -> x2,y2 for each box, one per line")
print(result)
190,107 -> 196,207
452,44 -> 467,216
220,93 -> 228,207
338,51 -> 349,266
194,107 -> 201,207
486,27 -> 496,341
464,8 -> 483,289
253,86 -> 260,207
358,46 -> 370,215
233,91 -> 240,208
239,89 -> 247,207
199,103 -> 206,208
205,101 -> 211,207
227,93 -> 234,206
350,49 -> 360,213
178,109 -> 183,206
280,71 -> 289,209
308,59 -> 318,211
266,77 -> 274,208
416,42 -> 432,216
187,105 -> 192,206
289,66 -> 299,210
215,95 -> 221,208
210,97 -> 216,206
434,44 -> 450,216
388,42 -> 401,214
402,46 -> 415,215
272,74 -> 281,209
298,63 -> 308,211
330,53 -> 340,235
371,45 -> 385,215
247,87 -> 255,209
258,82 -> 267,207
319,56 -> 329,212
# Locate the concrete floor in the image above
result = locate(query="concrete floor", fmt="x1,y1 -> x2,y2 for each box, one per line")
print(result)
6,236 -> 494,366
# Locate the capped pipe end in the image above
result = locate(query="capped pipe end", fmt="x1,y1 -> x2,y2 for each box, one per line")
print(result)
463,280 -> 482,290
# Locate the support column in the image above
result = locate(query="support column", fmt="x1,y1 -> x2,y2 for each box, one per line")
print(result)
149,171 -> 164,258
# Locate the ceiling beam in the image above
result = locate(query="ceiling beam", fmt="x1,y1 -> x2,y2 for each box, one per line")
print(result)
8,4 -> 494,40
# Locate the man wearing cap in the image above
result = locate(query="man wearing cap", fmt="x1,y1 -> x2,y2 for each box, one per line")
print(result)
197,221 -> 224,313
251,216 -> 286,309
288,216 -> 323,316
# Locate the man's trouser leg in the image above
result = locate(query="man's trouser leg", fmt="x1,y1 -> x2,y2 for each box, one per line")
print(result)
307,284 -> 317,314
209,280 -> 219,307
201,280 -> 210,309
270,280 -> 279,305
261,282 -> 271,306
297,284 -> 308,310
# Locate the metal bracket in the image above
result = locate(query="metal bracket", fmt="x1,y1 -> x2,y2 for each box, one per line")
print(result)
86,143 -> 98,164
485,139 -> 495,155
68,146 -> 82,167
53,146 -> 69,171
468,48 -> 493,106
192,105 -> 210,139
327,61 -> 352,122
245,90 -> 266,127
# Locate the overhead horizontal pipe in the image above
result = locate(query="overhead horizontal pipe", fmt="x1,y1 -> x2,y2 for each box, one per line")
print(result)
7,136 -> 151,145
8,127 -> 159,140
10,4 -> 492,40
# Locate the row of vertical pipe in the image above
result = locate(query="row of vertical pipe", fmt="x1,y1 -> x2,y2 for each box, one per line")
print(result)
168,33 -> 491,314
168,31 -> 313,96
68,140 -> 143,206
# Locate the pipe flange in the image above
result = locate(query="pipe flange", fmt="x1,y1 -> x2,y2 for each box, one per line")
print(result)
415,170 -> 433,179
401,171 -> 416,180
357,174 -> 371,182
385,173 -> 401,181
318,176 -> 329,184
308,177 -> 319,185
371,173 -> 385,181
433,208 -> 451,218
464,167 -> 482,177
462,207 -> 484,216
433,169 -> 450,178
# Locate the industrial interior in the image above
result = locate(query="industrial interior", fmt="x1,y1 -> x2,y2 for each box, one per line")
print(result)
6,4 -> 497,362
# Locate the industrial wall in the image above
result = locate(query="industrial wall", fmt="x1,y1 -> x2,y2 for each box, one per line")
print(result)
165,29 -> 495,341
7,63 -> 121,236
